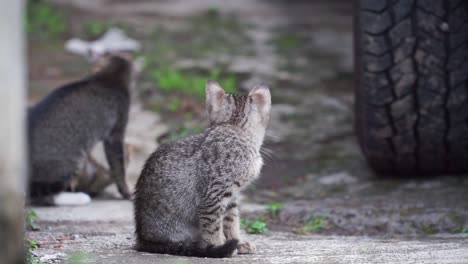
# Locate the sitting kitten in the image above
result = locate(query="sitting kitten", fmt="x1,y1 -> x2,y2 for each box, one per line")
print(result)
28,54 -> 132,205
134,81 -> 271,258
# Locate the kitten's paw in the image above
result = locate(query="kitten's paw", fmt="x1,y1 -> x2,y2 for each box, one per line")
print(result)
237,241 -> 256,254
53,192 -> 91,206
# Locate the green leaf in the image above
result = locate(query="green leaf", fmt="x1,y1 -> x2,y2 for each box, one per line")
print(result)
149,68 -> 237,98
241,219 -> 267,234
28,240 -> 38,249
267,202 -> 284,218
295,216 -> 327,234
26,210 -> 39,230
26,1 -> 66,38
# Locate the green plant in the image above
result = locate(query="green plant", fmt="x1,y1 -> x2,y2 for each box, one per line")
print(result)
26,210 -> 43,264
275,34 -> 300,50
26,0 -> 66,37
418,224 -> 438,235
29,240 -> 38,249
150,68 -> 237,98
26,252 -> 43,264
26,210 -> 39,230
461,226 -> 468,233
169,124 -> 204,140
151,69 -> 186,92
83,21 -> 113,38
241,219 -> 268,234
168,97 -> 182,112
267,202 -> 284,218
183,112 -> 194,121
295,216 -> 327,234
26,239 -> 43,264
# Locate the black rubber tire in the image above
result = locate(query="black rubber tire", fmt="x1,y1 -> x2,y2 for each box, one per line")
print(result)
355,0 -> 468,175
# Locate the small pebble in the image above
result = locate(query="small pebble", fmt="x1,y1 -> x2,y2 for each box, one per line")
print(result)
440,22 -> 450,32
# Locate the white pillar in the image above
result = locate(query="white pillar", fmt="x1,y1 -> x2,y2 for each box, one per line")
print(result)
0,0 -> 27,263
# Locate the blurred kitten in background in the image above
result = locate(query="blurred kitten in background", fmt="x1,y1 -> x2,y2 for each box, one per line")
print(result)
28,53 -> 136,206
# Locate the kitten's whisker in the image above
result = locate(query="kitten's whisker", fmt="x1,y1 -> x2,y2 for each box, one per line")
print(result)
260,146 -> 275,155
265,133 -> 280,140
260,146 -> 276,161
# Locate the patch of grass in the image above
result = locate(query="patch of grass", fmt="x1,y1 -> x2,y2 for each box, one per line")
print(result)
451,224 -> 468,234
295,216 -> 328,234
190,9 -> 250,56
447,212 -> 464,224
26,253 -> 43,264
241,219 -> 268,234
418,224 -> 438,235
26,0 -> 66,38
168,124 -> 204,141
447,212 -> 465,234
274,34 -> 301,50
267,202 -> 284,218
150,68 -> 237,98
144,9 -> 252,64
192,8 -> 245,35
183,112 -> 194,121
82,21 -> 130,38
26,239 -> 43,264
26,210 -> 42,264
461,226 -> 468,234
83,21 -> 114,38
168,97 -> 182,112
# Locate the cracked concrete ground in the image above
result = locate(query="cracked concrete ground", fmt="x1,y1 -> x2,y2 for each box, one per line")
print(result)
29,201 -> 468,264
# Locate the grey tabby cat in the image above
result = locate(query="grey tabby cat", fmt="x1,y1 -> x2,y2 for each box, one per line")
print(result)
134,80 -> 271,258
28,54 -> 132,205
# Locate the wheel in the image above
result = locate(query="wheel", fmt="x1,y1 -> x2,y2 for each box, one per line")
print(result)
354,0 -> 468,174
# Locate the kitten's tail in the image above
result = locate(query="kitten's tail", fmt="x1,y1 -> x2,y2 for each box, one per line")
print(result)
136,238 -> 239,258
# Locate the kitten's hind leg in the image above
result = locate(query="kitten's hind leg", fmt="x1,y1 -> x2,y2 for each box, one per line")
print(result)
223,200 -> 256,254
80,154 -> 114,196
223,201 -> 241,240
198,199 -> 226,247
104,128 -> 131,199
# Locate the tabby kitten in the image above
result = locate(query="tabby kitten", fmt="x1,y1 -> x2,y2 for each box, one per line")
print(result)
28,54 -> 132,205
134,81 -> 271,258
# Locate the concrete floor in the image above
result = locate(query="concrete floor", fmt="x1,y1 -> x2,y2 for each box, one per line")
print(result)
29,201 -> 468,264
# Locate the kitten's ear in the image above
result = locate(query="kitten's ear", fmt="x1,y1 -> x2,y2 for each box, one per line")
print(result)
249,84 -> 271,114
206,80 -> 225,117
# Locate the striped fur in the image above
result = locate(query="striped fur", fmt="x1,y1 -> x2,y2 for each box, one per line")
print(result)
134,81 -> 271,258
136,238 -> 239,258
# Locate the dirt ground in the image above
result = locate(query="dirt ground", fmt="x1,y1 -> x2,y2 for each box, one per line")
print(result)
26,0 -> 468,263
